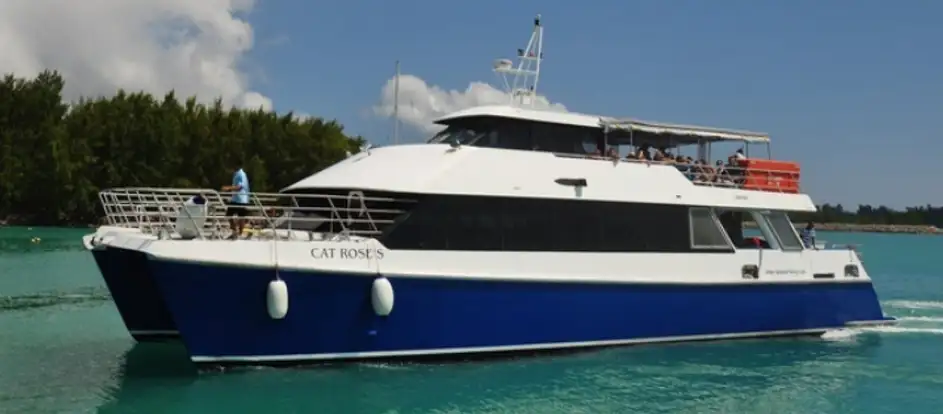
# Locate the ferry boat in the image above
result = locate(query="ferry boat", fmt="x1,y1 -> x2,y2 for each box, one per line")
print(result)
83,15 -> 894,363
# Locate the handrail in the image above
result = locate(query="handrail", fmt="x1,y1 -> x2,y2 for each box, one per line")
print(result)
553,153 -> 801,194
97,188 -> 416,241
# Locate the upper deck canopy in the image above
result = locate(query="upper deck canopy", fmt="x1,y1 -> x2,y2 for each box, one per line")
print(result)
600,117 -> 770,145
433,105 -> 771,146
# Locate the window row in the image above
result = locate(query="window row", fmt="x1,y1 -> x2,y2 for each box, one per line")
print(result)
380,195 -> 737,253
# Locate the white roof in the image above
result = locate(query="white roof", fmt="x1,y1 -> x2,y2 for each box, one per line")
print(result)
433,105 -> 771,144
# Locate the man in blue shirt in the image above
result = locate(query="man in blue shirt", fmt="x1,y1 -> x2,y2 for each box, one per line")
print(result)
800,221 -> 817,249
222,163 -> 251,240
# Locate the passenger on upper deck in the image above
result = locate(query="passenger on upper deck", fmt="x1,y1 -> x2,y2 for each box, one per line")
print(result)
636,144 -> 652,161
653,147 -> 674,163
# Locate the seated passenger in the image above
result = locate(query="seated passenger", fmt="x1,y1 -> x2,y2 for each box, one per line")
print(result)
662,149 -> 675,162
714,160 -> 734,185
653,150 -> 666,162
638,144 -> 652,160
695,159 -> 714,182
674,156 -> 694,179
732,148 -> 746,160
605,147 -> 620,159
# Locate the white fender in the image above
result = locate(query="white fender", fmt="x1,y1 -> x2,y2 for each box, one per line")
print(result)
266,279 -> 289,320
371,277 -> 394,316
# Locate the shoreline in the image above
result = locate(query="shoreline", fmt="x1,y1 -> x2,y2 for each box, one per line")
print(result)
744,222 -> 940,235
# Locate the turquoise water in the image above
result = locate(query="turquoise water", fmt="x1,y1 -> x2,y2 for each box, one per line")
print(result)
1,227 -> 941,413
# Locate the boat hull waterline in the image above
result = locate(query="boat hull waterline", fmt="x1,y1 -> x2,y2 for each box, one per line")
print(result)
147,258 -> 891,365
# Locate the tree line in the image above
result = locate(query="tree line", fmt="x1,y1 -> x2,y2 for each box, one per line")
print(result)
1,71 -> 941,228
0,71 -> 364,226
791,204 -> 942,227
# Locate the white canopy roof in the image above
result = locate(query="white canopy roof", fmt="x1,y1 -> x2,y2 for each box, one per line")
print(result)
600,117 -> 770,144
433,105 -> 771,145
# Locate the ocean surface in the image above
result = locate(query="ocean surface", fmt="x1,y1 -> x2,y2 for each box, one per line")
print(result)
1,227 -> 941,414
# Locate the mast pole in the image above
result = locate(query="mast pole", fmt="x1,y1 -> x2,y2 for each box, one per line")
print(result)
393,60 -> 401,145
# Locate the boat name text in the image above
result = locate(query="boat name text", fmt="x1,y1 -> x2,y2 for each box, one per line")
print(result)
310,247 -> 385,260
763,269 -> 807,275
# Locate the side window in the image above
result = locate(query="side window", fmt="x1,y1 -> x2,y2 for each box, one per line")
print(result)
763,212 -> 804,251
382,196 -> 700,252
689,207 -> 733,249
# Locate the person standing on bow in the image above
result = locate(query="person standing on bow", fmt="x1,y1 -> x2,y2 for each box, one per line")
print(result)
221,162 -> 251,240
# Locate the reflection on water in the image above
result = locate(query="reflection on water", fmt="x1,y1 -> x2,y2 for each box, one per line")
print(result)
0,286 -> 111,311
93,336 -> 886,414
96,342 -> 199,414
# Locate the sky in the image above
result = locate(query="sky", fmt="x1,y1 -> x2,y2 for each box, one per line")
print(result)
0,0 -> 940,208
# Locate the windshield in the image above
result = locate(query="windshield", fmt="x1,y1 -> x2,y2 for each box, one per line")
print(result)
429,125 -> 491,146
427,120 -> 599,153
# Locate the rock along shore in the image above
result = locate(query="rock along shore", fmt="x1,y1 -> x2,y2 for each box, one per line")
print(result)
745,222 -> 940,235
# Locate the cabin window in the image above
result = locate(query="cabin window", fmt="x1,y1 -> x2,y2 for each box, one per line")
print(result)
762,211 -> 804,251
531,122 -> 601,154
429,125 -> 488,146
688,207 -> 733,249
430,117 -> 604,156
381,195 -> 725,253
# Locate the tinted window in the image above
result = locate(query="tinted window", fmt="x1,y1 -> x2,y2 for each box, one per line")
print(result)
689,207 -> 732,248
430,117 -> 604,156
382,195 -> 732,253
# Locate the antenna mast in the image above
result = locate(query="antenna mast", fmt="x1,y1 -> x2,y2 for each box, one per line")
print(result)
493,14 -> 544,107
392,60 -> 401,145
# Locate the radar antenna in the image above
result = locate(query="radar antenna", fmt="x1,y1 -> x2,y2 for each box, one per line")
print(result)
493,14 -> 544,107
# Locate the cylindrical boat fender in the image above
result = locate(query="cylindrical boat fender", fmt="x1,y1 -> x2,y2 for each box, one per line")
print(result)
371,277 -> 394,316
266,279 -> 289,320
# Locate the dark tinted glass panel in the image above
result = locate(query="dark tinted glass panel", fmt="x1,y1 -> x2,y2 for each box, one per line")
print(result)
382,195 -> 731,253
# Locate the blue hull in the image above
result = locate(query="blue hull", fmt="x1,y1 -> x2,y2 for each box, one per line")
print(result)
148,259 -> 888,364
91,247 -> 178,341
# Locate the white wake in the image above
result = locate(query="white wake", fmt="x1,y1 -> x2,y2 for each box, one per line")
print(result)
821,299 -> 943,340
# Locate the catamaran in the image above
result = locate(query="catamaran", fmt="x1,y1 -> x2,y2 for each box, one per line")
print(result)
83,14 -> 893,365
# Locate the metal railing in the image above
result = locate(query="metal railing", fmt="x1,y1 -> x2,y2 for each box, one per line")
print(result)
97,187 -> 416,241
555,153 -> 801,194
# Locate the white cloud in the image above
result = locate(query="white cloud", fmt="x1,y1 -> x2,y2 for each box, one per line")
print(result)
291,112 -> 311,121
373,74 -> 567,134
0,0 -> 272,110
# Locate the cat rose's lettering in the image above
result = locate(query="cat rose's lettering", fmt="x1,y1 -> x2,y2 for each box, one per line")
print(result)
310,248 -> 385,260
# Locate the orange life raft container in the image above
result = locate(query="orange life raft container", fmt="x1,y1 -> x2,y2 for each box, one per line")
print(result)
737,159 -> 801,193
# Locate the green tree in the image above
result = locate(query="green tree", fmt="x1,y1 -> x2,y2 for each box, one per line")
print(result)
0,71 -> 364,226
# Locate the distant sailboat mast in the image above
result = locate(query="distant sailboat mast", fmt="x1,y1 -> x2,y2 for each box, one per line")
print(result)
392,60 -> 401,145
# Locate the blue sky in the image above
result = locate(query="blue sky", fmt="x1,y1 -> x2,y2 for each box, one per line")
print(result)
243,0 -> 940,208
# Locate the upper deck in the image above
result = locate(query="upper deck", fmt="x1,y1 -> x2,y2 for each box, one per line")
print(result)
409,12 -> 799,198
425,104 -> 799,196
